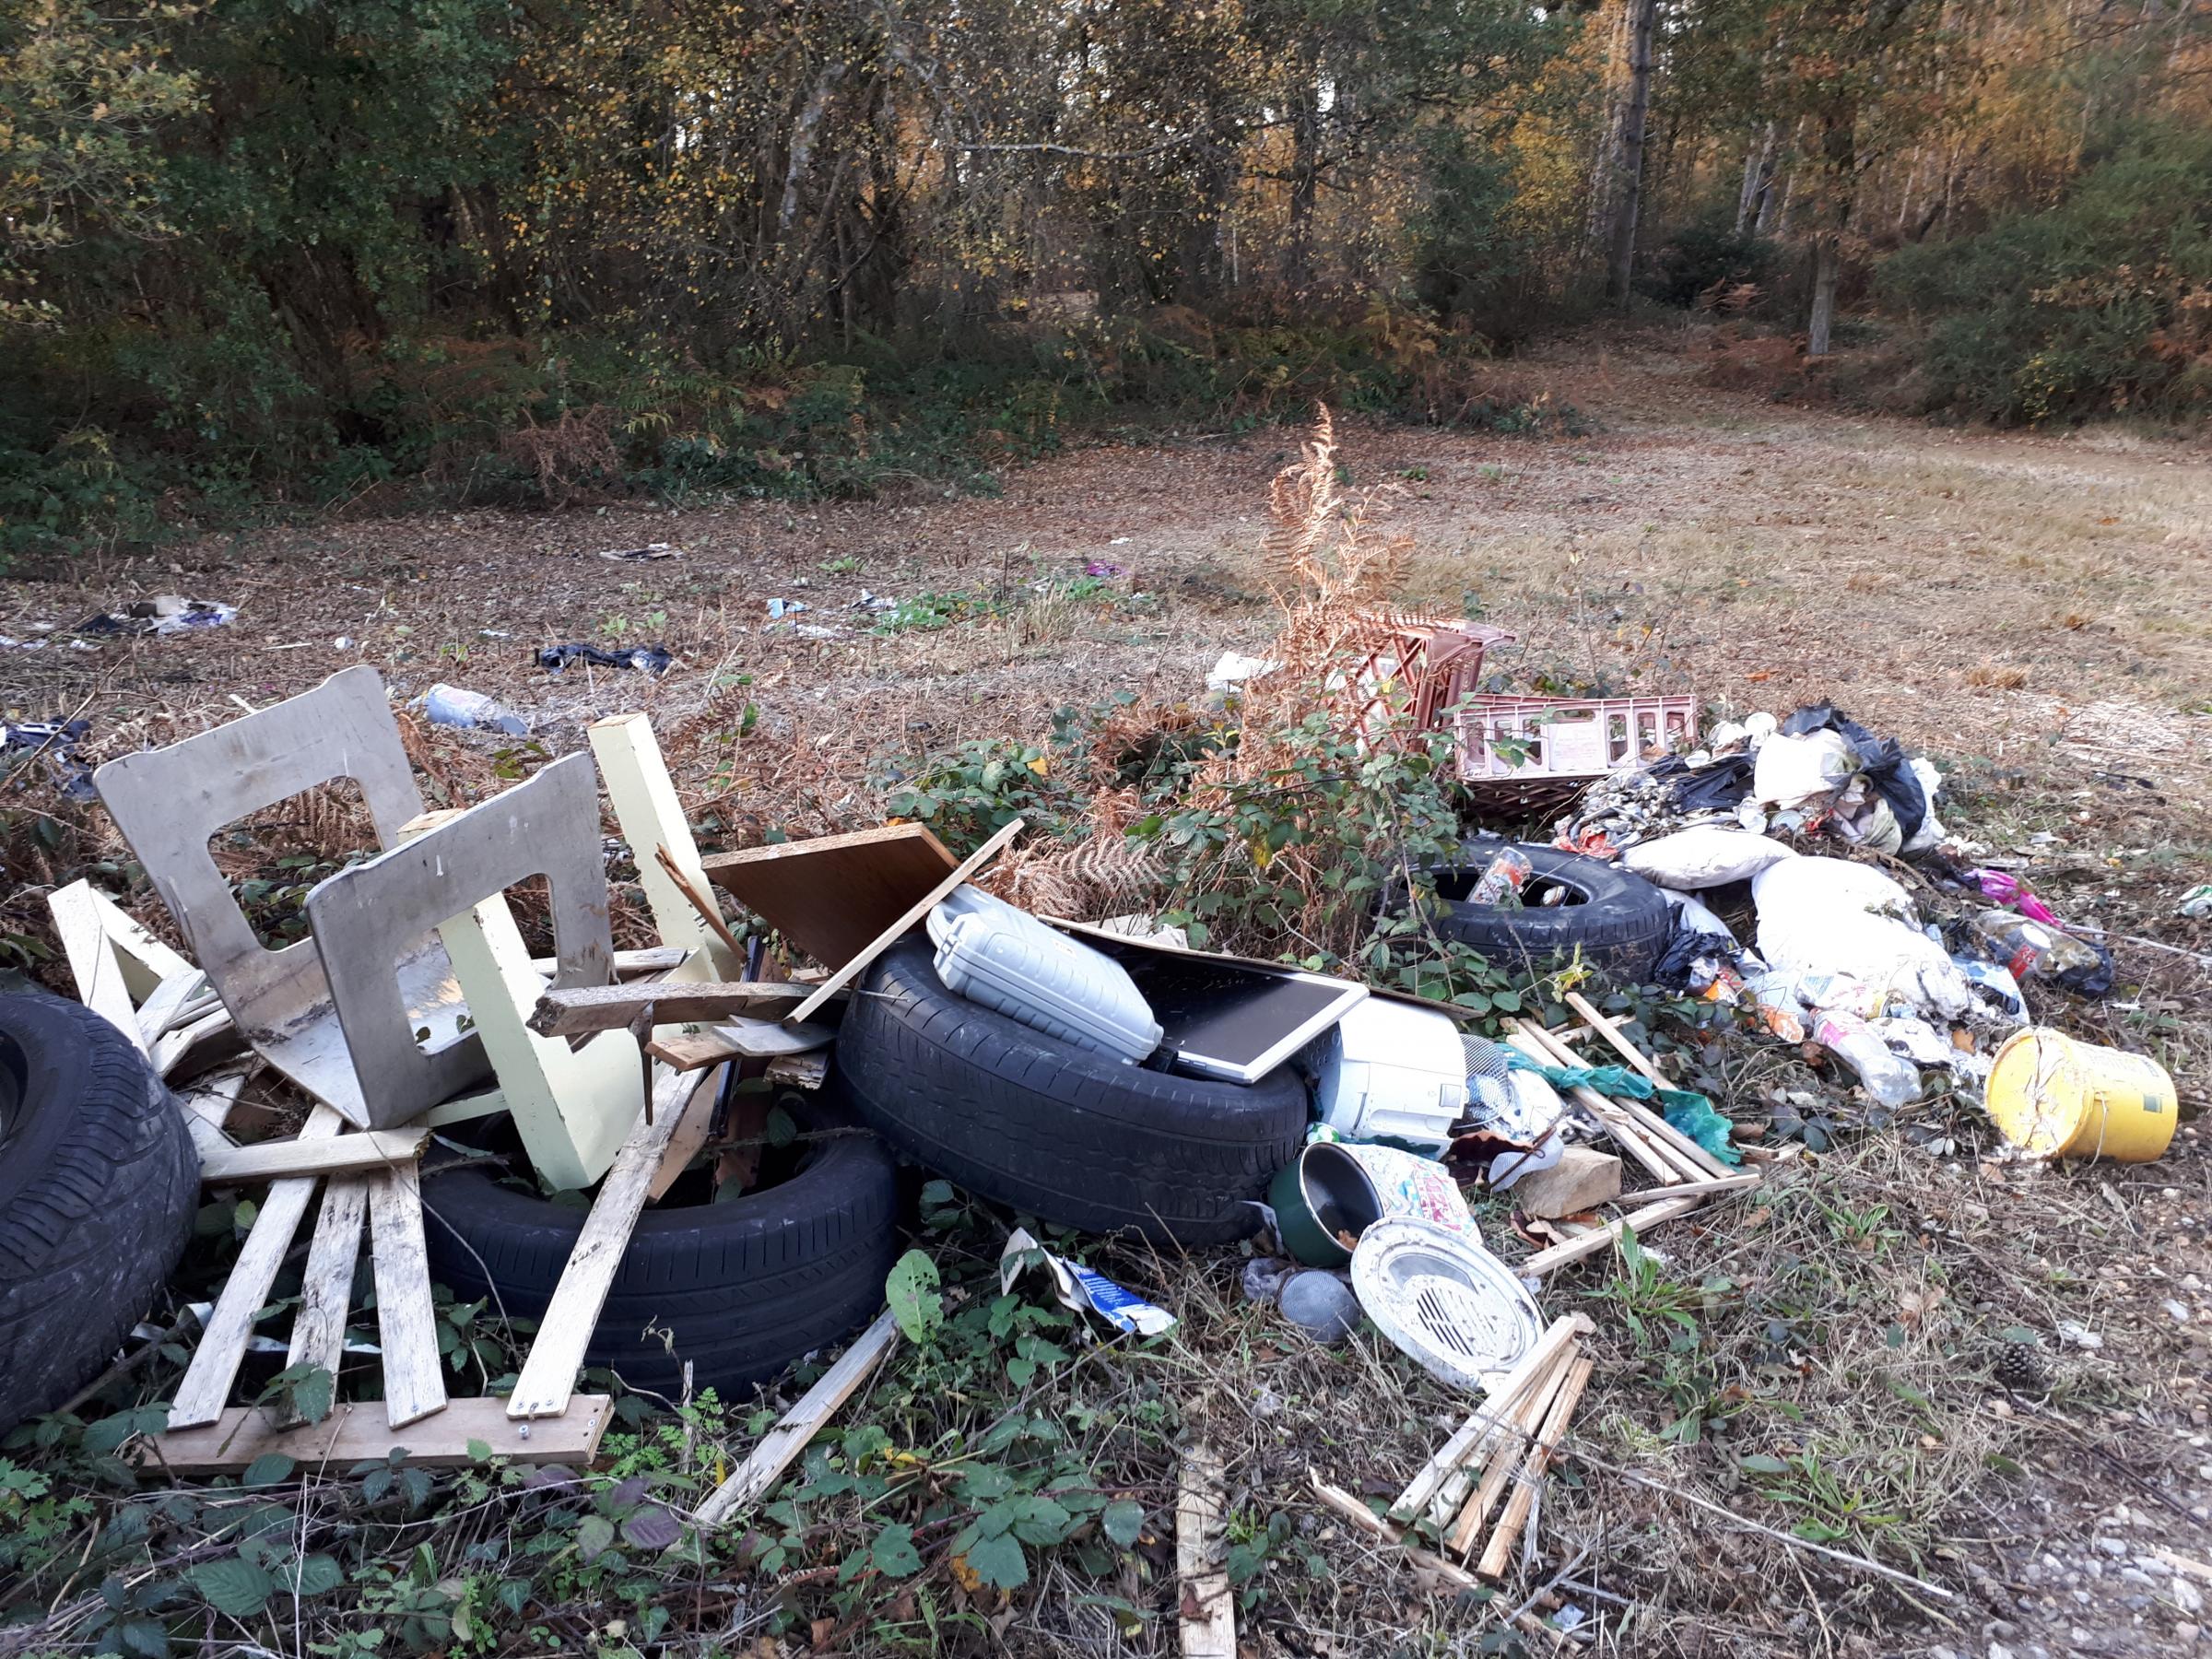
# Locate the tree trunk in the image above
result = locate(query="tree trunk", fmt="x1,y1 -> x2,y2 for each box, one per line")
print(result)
1286,47 -> 1322,293
1807,232 -> 1840,356
1603,0 -> 1658,306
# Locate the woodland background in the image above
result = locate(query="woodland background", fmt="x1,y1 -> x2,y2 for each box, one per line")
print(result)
4,0 -> 2209,557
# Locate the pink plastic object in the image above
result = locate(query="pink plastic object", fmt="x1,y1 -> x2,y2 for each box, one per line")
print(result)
1971,868 -> 2062,928
1453,692 -> 1699,786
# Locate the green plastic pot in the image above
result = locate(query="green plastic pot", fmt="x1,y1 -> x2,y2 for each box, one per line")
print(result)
1267,1142 -> 1384,1268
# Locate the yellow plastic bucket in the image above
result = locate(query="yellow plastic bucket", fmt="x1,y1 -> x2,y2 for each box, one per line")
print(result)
1984,1028 -> 2178,1162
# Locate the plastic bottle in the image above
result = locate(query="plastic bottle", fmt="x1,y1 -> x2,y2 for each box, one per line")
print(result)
1469,846 -> 1533,906
1810,1010 -> 1922,1108
419,684 -> 528,736
1967,909 -> 2102,982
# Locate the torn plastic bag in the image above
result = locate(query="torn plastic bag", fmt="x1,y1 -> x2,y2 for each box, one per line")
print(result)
418,683 -> 528,736
536,642 -> 672,676
1779,704 -> 1928,847
1752,856 -> 1973,1019
1001,1227 -> 1174,1337
1661,888 -> 1735,940
1624,825 -> 1797,889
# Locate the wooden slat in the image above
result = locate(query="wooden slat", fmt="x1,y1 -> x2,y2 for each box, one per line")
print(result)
1442,1347 -> 1577,1552
271,1176 -> 369,1430
368,1169 -> 447,1429
1309,1473 -> 1480,1593
1512,1017 -> 1734,1182
152,1005 -> 237,1079
149,1395 -> 615,1476
1393,1314 -> 1588,1524
1562,991 -> 1667,1086
177,1065 -> 253,1159
1518,1194 -> 1707,1277
506,1066 -> 696,1419
135,969 -> 210,1046
587,712 -> 744,980
763,1051 -> 828,1090
645,1031 -> 745,1073
1503,1027 -> 1698,1185
786,818 -> 1025,1026
700,822 -> 959,969
694,1309 -> 900,1526
169,1105 -> 346,1430
526,946 -> 690,979
50,882 -> 153,1053
1176,1443 -> 1238,1659
1477,1354 -> 1596,1579
648,1067 -> 725,1202
528,981 -> 822,1038
197,1127 -> 429,1184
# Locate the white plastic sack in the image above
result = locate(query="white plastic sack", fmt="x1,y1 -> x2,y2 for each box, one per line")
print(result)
1206,651 -> 1280,694
1624,826 -> 1798,889
1660,888 -> 1736,941
1752,728 -> 1855,810
1751,856 -> 1973,1019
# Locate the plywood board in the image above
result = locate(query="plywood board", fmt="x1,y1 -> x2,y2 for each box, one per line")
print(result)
700,823 -> 959,968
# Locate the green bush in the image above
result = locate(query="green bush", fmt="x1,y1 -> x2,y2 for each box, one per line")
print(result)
1877,125 -> 2212,425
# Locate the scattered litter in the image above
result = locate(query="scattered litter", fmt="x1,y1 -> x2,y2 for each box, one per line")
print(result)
598,542 -> 680,560
1083,559 -> 1125,577
1277,1269 -> 1361,1342
535,641 -> 673,676
418,683 -> 528,735
1503,1051 -> 1741,1166
76,596 -> 237,638
1000,1227 -> 1175,1336
853,589 -> 897,611
2,719 -> 95,800
1205,651 -> 1280,694
765,597 -> 810,620
2180,884 -> 2212,920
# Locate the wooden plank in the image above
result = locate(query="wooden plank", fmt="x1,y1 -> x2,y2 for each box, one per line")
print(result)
176,1064 -> 254,1159
700,822 -> 959,969
763,1051 -> 828,1090
507,1065 -> 697,1419
419,1088 -> 507,1128
197,1127 -> 429,1184
152,1005 -> 237,1079
588,712 -> 744,981
1309,1473 -> 1480,1593
694,1308 -> 900,1525
368,1169 -> 447,1429
646,1031 -> 744,1072
1477,1354 -> 1596,1579
148,1395 -> 616,1476
1512,1017 -> 1734,1181
786,818 -> 1024,1027
1563,992 -> 1666,1086
1519,1194 -> 1707,1277
169,1104 -> 347,1430
1634,1171 -> 1763,1202
271,1176 -> 369,1430
135,969 -> 210,1046
1176,1443 -> 1238,1659
1442,1347 -> 1577,1551
1394,1316 -> 1586,1525
648,1067 -> 725,1202
49,879 -> 193,1003
1504,1026 -> 1700,1185
50,881 -> 154,1053
528,981 -> 823,1038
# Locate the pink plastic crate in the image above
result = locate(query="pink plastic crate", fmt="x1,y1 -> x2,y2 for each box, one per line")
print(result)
1453,692 -> 1699,784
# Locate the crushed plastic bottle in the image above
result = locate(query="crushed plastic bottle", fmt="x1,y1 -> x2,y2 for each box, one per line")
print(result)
1810,1009 -> 1922,1108
1966,909 -> 2103,984
1953,956 -> 2028,1023
418,684 -> 528,736
1469,846 -> 1533,907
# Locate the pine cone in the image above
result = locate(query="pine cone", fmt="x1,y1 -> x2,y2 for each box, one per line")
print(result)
1994,1339 -> 2046,1393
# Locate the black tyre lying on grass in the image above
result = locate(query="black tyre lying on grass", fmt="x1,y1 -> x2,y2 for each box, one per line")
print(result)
0,993 -> 199,1436
422,1094 -> 899,1402
1396,837 -> 1675,987
835,937 -> 1310,1246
